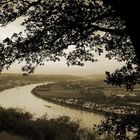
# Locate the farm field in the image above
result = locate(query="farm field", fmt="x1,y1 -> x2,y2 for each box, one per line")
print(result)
32,79 -> 140,114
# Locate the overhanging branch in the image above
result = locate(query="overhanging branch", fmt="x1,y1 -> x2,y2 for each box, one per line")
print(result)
92,10 -> 117,22
91,25 -> 128,35
23,0 -> 42,11
0,0 -> 11,5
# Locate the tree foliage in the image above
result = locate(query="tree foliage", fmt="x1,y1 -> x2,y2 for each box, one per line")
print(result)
97,112 -> 140,140
0,0 -> 140,88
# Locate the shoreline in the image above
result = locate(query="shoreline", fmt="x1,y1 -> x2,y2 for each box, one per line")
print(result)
31,82 -> 138,116
0,82 -> 106,116
0,82 -> 49,93
31,90 -> 107,116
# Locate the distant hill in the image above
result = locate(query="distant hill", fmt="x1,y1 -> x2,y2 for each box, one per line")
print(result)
1,73 -> 105,81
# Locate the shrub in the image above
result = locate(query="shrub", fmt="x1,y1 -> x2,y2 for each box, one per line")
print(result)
0,107 -> 96,140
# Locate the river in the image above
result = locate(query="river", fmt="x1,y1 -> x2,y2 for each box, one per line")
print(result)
0,83 -> 104,129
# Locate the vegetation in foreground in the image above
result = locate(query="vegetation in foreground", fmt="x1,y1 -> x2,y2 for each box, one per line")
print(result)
0,106 -> 139,140
0,107 -> 98,140
0,132 -> 28,140
1,74 -> 140,139
97,112 -> 140,140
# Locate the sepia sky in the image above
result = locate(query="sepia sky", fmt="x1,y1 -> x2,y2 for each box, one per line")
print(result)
0,17 -> 124,75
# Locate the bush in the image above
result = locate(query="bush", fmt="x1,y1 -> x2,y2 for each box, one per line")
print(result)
0,107 -> 32,132
0,132 -> 29,140
0,107 -> 96,140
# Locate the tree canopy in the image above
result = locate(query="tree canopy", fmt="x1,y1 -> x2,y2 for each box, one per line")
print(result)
0,0 -> 140,89
97,112 -> 140,139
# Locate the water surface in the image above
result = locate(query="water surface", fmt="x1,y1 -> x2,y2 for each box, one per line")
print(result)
0,84 -> 104,129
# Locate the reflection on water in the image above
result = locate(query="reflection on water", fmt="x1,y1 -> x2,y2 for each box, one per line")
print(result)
0,84 -> 104,129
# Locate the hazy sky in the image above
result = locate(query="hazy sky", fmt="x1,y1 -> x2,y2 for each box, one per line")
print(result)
0,17 -> 124,75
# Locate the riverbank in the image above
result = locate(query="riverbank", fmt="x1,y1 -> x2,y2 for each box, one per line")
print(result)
0,82 -> 104,129
0,73 -> 80,92
0,74 -> 45,92
32,91 -> 106,115
0,83 -> 105,139
32,82 -> 139,115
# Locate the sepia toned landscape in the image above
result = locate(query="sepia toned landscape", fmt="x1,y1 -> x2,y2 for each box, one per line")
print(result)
0,0 -> 140,140
0,73 -> 140,139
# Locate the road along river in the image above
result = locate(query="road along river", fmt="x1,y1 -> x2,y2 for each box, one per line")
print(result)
0,83 -> 105,129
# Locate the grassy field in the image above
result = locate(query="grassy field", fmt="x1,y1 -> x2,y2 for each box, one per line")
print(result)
1,73 -> 139,110
32,79 -> 140,103
32,79 -> 140,114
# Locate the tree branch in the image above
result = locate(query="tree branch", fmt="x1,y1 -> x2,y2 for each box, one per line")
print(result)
0,0 -> 11,5
23,0 -> 42,11
90,25 -> 128,35
84,10 -> 125,36
0,0 -> 42,12
0,0 -> 34,5
92,10 -> 117,22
